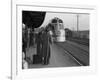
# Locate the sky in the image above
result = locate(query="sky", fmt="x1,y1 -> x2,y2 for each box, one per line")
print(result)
41,12 -> 89,31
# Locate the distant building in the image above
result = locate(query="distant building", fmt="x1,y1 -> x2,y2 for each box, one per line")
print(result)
72,30 -> 89,39
65,28 -> 72,38
79,30 -> 89,39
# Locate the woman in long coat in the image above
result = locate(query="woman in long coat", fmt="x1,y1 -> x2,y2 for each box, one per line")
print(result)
36,32 -> 42,57
41,28 -> 52,65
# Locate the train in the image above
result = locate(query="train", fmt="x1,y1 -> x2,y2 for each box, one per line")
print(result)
47,17 -> 66,42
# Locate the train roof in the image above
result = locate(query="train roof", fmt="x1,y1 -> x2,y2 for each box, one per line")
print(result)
51,17 -> 63,23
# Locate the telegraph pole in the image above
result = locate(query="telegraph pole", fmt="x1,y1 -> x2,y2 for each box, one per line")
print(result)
77,14 -> 79,32
76,14 -> 80,38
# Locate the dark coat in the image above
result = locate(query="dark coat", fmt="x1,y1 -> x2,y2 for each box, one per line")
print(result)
22,29 -> 28,53
41,31 -> 51,64
36,32 -> 42,56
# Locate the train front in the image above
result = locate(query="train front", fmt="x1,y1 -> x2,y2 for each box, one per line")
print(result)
50,17 -> 66,42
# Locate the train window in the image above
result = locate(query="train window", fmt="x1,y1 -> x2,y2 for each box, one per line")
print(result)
59,19 -> 63,23
51,19 -> 57,23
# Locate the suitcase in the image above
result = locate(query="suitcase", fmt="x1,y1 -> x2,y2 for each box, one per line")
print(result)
33,55 -> 42,64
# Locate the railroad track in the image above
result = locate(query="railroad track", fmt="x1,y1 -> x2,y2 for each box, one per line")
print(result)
66,38 -> 89,46
55,42 -> 89,66
63,49 -> 84,66
57,44 -> 84,66
66,41 -> 89,56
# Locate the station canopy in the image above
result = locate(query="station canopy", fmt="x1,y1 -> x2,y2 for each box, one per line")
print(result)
22,11 -> 46,29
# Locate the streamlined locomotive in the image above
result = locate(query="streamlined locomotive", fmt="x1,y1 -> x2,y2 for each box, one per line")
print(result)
48,17 -> 66,42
